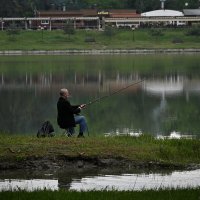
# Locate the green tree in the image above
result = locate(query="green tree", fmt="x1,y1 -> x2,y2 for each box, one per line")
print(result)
1,0 -> 200,17
63,20 -> 76,40
0,0 -> 35,17
166,0 -> 200,10
6,23 -> 20,35
6,22 -> 20,42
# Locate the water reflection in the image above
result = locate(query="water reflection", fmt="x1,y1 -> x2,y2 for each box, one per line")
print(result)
144,79 -> 180,134
0,169 -> 200,191
70,169 -> 200,191
0,55 -> 200,136
105,128 -> 143,137
1,75 -> 200,136
144,76 -> 184,96
157,131 -> 196,139
0,179 -> 58,192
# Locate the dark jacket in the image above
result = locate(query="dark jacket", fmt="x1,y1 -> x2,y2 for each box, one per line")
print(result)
57,97 -> 81,129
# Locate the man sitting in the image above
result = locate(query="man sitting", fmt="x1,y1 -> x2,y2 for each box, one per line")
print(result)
57,88 -> 87,137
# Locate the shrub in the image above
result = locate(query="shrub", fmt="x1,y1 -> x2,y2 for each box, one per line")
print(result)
149,29 -> 164,37
172,37 -> 184,44
186,25 -> 200,36
84,36 -> 96,42
6,23 -> 20,35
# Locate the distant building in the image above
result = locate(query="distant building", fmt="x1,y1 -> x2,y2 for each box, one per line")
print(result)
141,9 -> 184,17
34,9 -> 138,30
141,9 -> 185,27
103,9 -> 140,29
36,9 -> 138,18
35,9 -> 99,29
1,9 -> 200,30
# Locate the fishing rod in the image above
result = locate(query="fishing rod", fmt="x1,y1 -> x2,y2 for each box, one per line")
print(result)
86,79 -> 145,106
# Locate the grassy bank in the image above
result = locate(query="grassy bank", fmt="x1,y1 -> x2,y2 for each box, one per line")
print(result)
0,188 -> 200,200
0,134 -> 200,166
0,29 -> 199,50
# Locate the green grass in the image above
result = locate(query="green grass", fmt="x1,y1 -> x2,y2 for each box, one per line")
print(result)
0,188 -> 200,200
0,29 -> 199,50
0,134 -> 199,165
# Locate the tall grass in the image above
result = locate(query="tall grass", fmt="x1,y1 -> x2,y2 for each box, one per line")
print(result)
0,188 -> 199,200
0,134 -> 199,165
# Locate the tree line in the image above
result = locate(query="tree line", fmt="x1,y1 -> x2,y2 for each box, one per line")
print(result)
0,0 -> 199,17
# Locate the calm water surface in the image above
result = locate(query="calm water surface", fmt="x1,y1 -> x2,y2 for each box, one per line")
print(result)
0,168 -> 200,191
0,54 -> 200,136
1,54 -> 200,191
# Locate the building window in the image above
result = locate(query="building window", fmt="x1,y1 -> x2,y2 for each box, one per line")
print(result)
41,20 -> 49,25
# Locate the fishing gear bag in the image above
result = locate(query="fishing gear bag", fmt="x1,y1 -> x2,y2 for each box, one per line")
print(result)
37,121 -> 55,138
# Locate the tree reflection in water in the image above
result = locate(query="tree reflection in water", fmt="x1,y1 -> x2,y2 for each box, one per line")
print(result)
0,54 -> 200,136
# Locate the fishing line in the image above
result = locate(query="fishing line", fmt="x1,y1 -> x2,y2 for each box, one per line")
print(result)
86,79 -> 145,106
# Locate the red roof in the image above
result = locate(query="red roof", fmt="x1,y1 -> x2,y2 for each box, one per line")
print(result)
36,9 -> 140,18
81,9 -> 98,16
109,9 -> 137,13
109,9 -> 139,18
37,10 -> 83,17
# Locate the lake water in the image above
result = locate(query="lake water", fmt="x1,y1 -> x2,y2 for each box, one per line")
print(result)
0,54 -> 200,192
0,54 -> 200,137
0,168 -> 200,191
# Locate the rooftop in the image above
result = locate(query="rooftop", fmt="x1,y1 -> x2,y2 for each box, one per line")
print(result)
141,9 -> 184,17
183,9 -> 200,16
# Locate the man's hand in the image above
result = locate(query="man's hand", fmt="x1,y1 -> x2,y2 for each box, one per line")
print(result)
79,104 -> 86,110
80,104 -> 86,109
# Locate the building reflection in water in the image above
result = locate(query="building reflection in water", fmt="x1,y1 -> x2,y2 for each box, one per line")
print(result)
1,71 -> 200,136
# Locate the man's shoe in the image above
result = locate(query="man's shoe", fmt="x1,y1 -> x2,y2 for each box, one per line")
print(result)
77,132 -> 84,138
77,135 -> 84,138
64,131 -> 72,137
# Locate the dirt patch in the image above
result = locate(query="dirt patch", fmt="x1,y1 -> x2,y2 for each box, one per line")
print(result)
0,155 -> 199,171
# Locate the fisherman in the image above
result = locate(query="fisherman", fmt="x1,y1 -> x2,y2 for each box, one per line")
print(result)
57,88 -> 87,137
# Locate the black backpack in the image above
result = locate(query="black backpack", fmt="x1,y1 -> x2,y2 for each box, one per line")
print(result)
37,121 -> 55,138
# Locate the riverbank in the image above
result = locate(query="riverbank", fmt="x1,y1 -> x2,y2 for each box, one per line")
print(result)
0,134 -> 200,170
0,29 -> 199,51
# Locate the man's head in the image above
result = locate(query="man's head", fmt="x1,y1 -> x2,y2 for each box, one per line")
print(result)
60,88 -> 70,99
